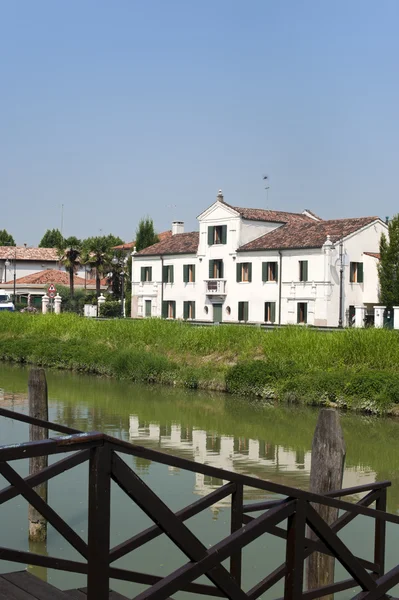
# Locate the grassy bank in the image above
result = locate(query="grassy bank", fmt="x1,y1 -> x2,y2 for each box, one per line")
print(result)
1,313 -> 399,414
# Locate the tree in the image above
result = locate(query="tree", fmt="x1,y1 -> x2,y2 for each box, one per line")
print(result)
39,228 -> 63,248
135,218 -> 159,252
82,234 -> 123,297
378,215 -> 399,307
0,230 -> 15,246
58,236 -> 82,297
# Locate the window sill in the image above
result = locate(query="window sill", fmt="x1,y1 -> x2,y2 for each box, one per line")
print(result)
263,280 -> 278,284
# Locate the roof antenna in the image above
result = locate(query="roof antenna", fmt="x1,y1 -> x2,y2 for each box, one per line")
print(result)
263,175 -> 270,208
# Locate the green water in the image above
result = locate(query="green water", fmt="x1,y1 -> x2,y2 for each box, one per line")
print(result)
0,363 -> 398,599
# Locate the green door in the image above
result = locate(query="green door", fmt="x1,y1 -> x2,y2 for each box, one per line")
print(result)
145,300 -> 151,317
213,303 -> 223,323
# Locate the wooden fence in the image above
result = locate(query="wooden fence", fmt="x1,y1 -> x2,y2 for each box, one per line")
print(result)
0,406 -> 397,600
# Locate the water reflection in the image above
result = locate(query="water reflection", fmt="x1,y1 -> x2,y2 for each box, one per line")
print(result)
128,416 -> 377,509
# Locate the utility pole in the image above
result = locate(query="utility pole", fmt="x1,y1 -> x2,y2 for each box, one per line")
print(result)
338,239 -> 344,328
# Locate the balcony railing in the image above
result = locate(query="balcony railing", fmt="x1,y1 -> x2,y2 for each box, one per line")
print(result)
205,279 -> 226,294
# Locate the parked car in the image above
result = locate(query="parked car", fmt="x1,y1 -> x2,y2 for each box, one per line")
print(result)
0,290 -> 15,312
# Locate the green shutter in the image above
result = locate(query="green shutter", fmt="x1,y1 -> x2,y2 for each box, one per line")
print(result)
192,302 -> 196,319
297,303 -> 301,323
219,260 -> 224,278
303,261 -> 308,281
208,226 -> 214,245
262,262 -> 267,282
221,225 -> 227,244
248,263 -> 252,282
170,266 -> 174,284
162,301 -> 168,318
357,262 -> 364,283
304,303 -> 308,324
192,264 -> 196,282
244,302 -> 249,322
275,262 -> 278,282
271,302 -> 276,323
209,260 -> 214,278
183,265 -> 188,283
172,301 -> 176,319
141,267 -> 145,282
183,301 -> 188,319
162,265 -> 167,282
236,263 -> 241,282
148,267 -> 152,281
238,302 -> 243,321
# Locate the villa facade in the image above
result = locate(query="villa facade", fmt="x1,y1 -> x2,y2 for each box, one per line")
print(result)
131,191 -> 387,327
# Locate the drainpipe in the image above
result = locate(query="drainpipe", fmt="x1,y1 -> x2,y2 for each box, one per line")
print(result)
278,250 -> 282,325
160,255 -> 164,317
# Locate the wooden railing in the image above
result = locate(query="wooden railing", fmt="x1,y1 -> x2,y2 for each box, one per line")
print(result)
0,406 -> 397,600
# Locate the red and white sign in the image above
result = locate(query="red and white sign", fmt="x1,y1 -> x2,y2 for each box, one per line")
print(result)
48,284 -> 56,298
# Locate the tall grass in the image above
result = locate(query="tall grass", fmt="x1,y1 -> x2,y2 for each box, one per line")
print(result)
1,314 -> 399,411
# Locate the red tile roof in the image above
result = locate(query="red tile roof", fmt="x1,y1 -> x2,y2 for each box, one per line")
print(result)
364,252 -> 381,259
113,231 -> 172,251
224,202 -> 313,224
137,232 -> 199,256
238,217 -> 381,252
0,246 -> 59,261
14,270 -> 87,286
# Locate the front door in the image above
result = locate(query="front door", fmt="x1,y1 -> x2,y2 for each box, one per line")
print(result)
145,300 -> 151,317
213,303 -> 223,323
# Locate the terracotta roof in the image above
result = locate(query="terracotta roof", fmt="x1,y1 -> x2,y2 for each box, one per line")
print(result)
222,202 -> 314,224
0,246 -> 59,261
364,252 -> 380,259
113,231 -> 172,251
238,216 -> 380,252
14,270 -> 87,286
136,232 -> 199,256
302,209 -> 322,220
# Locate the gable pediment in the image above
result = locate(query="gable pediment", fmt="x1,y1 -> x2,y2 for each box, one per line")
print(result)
197,201 -> 239,222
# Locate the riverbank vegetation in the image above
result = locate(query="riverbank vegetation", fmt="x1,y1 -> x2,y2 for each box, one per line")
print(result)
1,313 -> 399,414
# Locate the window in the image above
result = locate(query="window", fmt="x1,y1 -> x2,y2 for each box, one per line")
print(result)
162,265 -> 174,283
297,302 -> 307,324
262,262 -> 278,282
299,260 -> 308,282
264,302 -> 276,323
162,300 -> 176,319
350,262 -> 364,283
209,259 -> 224,278
183,264 -> 196,283
140,267 -> 152,282
238,301 -> 249,322
145,300 -> 152,317
183,301 -> 196,320
208,225 -> 227,245
236,262 -> 252,282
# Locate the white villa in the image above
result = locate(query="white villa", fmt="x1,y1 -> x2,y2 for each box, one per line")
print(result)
131,191 -> 387,327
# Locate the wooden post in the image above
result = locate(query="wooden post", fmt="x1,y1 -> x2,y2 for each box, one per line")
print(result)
28,368 -> 48,542
307,409 -> 346,599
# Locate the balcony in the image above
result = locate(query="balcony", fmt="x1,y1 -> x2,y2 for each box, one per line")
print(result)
205,279 -> 226,295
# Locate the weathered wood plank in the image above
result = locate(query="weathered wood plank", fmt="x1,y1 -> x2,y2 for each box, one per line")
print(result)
307,408 -> 346,598
76,589 -> 130,600
64,592 -> 86,599
2,571 -> 69,600
0,576 -> 37,599
28,368 -> 49,542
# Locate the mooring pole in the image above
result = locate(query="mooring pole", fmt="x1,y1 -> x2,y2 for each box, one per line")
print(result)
28,368 -> 48,542
307,409 -> 346,598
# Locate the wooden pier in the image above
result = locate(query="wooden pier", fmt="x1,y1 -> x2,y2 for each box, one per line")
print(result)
0,571 -> 129,599
0,405 -> 398,600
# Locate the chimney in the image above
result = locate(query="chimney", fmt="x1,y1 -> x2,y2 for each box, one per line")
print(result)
172,221 -> 184,235
385,216 -> 390,225
216,189 -> 224,202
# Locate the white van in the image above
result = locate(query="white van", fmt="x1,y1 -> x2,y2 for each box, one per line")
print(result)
0,290 -> 15,312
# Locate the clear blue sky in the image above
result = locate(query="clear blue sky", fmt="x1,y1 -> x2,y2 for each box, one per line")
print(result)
1,1 -> 398,246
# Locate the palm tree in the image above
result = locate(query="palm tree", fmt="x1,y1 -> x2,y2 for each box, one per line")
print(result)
58,237 -> 82,297
82,235 -> 123,297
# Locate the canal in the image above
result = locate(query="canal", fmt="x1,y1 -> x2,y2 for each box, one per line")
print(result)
0,363 -> 398,599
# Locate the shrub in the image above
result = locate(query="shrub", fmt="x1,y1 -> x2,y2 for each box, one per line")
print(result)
100,301 -> 121,318
225,359 -> 298,397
